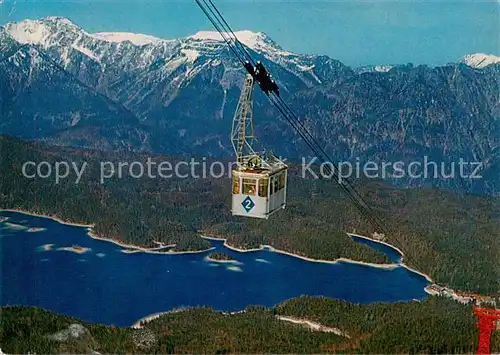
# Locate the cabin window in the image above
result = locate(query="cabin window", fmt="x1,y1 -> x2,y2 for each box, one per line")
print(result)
269,177 -> 274,195
232,176 -> 240,194
278,173 -> 286,190
258,178 -> 268,197
242,178 -> 257,195
273,176 -> 279,193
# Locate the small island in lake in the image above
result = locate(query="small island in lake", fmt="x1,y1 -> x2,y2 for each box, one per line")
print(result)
57,245 -> 91,254
207,252 -> 234,262
27,227 -> 46,232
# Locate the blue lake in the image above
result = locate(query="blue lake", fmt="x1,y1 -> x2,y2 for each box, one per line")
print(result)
0,211 -> 429,327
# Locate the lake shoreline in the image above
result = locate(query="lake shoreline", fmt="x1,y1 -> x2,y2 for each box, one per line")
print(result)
0,209 -> 423,272
1,208 -> 432,278
126,232 -> 436,331
0,209 -> 215,256
88,231 -> 216,255
2,208 -> 439,329
131,308 -> 189,329
201,234 -> 434,283
346,233 -> 404,258
0,209 -> 94,228
200,234 -> 399,270
346,233 -> 434,283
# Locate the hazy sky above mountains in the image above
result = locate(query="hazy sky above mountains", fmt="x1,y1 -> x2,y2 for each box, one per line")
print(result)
0,0 -> 498,66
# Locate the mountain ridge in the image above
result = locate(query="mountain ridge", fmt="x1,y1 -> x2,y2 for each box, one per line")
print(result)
1,16 -> 499,196
4,17 -> 497,69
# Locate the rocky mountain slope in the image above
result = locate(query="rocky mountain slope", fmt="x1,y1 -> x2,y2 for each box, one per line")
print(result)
1,17 -> 498,195
0,25 -> 150,151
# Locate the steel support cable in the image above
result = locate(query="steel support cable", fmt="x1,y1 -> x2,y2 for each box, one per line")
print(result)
277,102 -> 384,236
195,0 -> 247,65
198,0 -> 254,67
271,94 -> 388,235
204,0 -> 256,66
196,0 -> 235,49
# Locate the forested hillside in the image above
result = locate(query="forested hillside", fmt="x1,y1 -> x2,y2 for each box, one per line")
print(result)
1,297 -> 498,353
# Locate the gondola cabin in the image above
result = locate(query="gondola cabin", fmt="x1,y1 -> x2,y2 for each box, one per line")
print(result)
231,155 -> 287,219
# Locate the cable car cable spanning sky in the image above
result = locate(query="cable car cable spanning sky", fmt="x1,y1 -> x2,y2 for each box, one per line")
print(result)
194,0 -> 390,237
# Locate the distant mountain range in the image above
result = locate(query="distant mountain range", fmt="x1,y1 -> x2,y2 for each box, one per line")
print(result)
1,17 -> 499,195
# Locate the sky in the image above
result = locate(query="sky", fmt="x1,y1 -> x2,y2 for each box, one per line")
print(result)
0,0 -> 498,66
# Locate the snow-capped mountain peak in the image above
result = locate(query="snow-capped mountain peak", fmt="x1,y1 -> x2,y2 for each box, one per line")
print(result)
189,30 -> 229,41
89,32 -> 163,46
42,16 -> 77,26
459,53 -> 500,68
1,16 -> 350,92
3,19 -> 52,45
3,17 -> 84,47
3,17 -> 290,58
188,30 -> 292,57
189,30 -> 264,46
3,17 -> 165,48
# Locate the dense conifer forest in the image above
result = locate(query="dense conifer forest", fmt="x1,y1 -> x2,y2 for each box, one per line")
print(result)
1,297 -> 499,354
